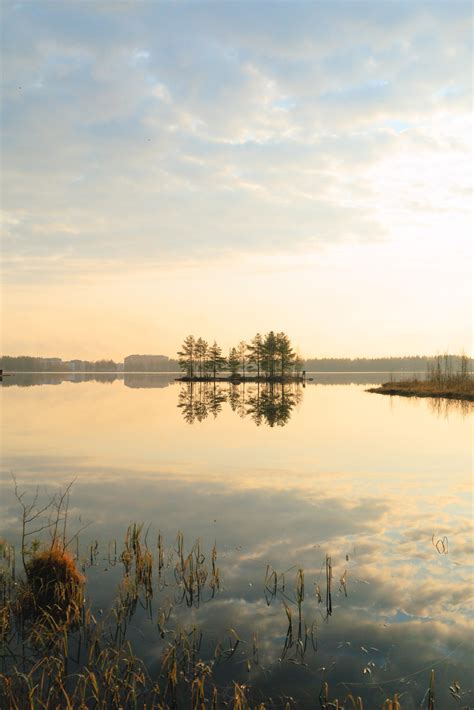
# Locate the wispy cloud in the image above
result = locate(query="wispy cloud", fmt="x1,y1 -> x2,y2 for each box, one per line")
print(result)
1,1 -> 471,356
2,1 -> 471,267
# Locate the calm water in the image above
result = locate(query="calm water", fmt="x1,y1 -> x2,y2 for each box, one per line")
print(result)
1,374 -> 472,707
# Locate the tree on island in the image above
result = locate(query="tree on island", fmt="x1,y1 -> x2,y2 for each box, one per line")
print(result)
208,341 -> 226,379
294,354 -> 304,376
195,338 -> 208,378
247,333 -> 264,378
275,332 -> 295,377
237,341 -> 248,378
227,347 -> 240,378
178,335 -> 196,378
177,331 -> 300,380
257,331 -> 297,378
261,331 -> 278,377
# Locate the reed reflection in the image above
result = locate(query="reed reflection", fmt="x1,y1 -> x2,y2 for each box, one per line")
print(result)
177,382 -> 304,427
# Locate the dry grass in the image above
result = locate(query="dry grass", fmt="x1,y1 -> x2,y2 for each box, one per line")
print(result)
20,543 -> 85,623
368,353 -> 474,402
0,481 -> 453,708
368,380 -> 474,403
0,533 -> 442,709
375,378 -> 473,397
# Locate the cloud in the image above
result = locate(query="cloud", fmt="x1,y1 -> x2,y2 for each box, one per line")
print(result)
1,0 -> 471,278
1,457 -> 472,705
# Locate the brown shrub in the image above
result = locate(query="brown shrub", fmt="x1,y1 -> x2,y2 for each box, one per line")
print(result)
21,544 -> 85,621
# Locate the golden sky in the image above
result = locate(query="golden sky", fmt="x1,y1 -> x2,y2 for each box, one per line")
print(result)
1,1 -> 472,360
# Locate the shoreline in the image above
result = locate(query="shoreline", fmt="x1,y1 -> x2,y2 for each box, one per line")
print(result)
367,382 -> 474,402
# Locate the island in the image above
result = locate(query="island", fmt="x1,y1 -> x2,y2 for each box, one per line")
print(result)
175,331 -> 305,383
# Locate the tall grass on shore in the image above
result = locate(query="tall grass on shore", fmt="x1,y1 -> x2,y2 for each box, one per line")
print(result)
371,352 -> 474,403
426,353 -> 472,389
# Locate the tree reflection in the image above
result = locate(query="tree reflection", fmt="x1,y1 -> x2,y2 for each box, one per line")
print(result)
177,384 -> 197,424
206,384 -> 227,418
178,382 -> 303,427
247,383 -> 303,427
177,382 -> 228,423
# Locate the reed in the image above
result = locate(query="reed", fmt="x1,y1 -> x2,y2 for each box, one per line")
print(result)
0,483 -> 457,708
369,352 -> 474,402
320,682 -> 403,709
326,555 -> 333,617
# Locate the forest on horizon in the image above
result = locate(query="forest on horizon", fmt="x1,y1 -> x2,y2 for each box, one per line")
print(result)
2,354 -> 472,374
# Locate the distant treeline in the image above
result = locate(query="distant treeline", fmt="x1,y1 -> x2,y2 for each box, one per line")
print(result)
123,355 -> 179,371
2,354 -> 472,374
0,356 -> 119,372
304,355 -> 473,372
0,355 -> 181,373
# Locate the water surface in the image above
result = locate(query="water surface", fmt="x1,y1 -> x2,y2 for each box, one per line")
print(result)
1,374 -> 472,707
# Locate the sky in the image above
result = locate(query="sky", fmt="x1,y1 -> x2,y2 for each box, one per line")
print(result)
1,0 -> 472,360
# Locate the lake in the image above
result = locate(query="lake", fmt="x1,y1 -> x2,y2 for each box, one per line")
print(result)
0,373 -> 472,707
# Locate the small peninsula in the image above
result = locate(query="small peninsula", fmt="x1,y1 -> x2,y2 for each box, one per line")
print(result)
368,355 -> 474,402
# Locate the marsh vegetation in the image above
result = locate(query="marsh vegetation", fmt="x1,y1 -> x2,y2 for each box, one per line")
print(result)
0,482 -> 444,709
368,353 -> 473,402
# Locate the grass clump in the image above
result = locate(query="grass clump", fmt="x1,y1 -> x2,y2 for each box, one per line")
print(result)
20,542 -> 84,622
0,482 -> 463,708
10,476 -> 87,625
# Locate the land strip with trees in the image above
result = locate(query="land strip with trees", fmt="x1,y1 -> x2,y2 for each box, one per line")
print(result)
177,332 -> 303,382
2,354 -> 472,376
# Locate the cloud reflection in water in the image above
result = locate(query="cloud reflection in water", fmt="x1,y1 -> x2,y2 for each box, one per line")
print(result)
0,375 -> 472,706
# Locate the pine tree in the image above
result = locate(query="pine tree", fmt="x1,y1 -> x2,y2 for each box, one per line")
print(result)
237,340 -> 247,377
208,341 -> 226,380
247,333 -> 264,379
177,335 -> 196,378
227,347 -> 240,378
275,332 -> 296,377
262,331 -> 278,378
195,338 -> 209,378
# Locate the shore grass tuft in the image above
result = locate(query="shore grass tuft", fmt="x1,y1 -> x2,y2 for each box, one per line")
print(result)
20,543 -> 85,622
